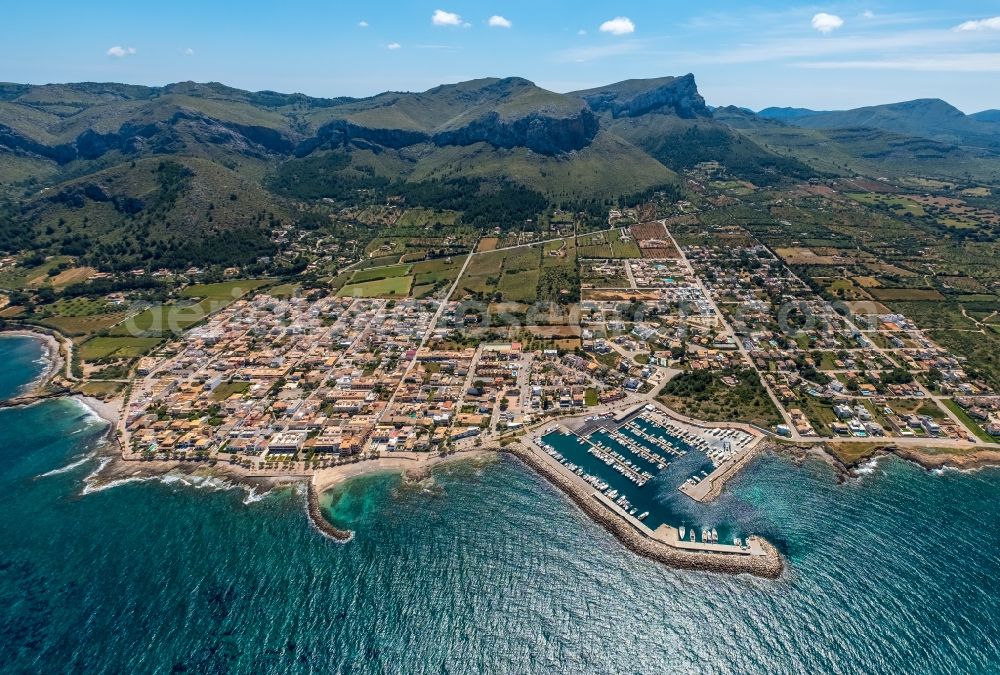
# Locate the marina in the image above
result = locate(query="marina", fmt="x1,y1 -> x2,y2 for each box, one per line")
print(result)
537,404 -> 765,543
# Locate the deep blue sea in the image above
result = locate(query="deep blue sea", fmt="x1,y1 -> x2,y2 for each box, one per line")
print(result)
1,334 -> 999,673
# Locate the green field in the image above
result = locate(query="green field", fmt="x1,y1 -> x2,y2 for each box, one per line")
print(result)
38,312 -> 129,337
456,243 -> 555,304
349,264 -> 412,284
111,278 -> 271,337
846,193 -> 926,217
212,381 -> 252,401
608,228 -> 642,258
577,231 -> 614,258
268,283 -> 300,298
79,336 -> 162,361
410,256 -> 468,297
576,228 -> 640,259
180,279 -> 272,302
337,276 -> 413,297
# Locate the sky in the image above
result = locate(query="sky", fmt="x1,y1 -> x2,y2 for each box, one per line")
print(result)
3,1 -> 1000,112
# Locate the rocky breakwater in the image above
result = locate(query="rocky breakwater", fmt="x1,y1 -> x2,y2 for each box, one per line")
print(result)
503,442 -> 784,579
306,482 -> 354,542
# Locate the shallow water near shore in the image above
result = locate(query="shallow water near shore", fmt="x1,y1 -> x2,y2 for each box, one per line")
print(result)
2,335 -> 1000,673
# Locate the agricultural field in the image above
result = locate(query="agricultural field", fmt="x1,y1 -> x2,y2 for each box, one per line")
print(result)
111,278 -> 271,338
774,247 -> 853,266
456,246 -> 538,303
363,231 -> 475,264
337,275 -> 413,298
38,312 -> 129,337
268,283 -> 300,299
869,288 -> 945,301
630,222 -> 679,259
349,264 -> 412,284
846,193 -> 926,217
410,255 -> 468,298
576,230 -> 614,258
0,256 -> 74,289
180,279 -> 273,304
455,239 -> 578,306
576,228 -> 642,259
79,336 -> 163,361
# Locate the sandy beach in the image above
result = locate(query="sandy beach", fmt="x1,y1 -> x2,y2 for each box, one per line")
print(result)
311,449 -> 496,492
73,394 -> 121,427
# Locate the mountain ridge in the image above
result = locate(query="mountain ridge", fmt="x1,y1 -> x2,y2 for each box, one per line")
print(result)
2,74 -> 999,271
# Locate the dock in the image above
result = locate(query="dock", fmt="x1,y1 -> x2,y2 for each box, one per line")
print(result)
680,435 -> 765,503
592,491 -> 762,557
653,524 -> 763,556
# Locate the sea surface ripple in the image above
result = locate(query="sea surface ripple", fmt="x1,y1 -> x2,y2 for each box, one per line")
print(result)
1,335 -> 998,673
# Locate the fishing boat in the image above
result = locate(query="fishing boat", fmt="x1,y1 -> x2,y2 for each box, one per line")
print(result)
638,512 -> 649,521
679,525 -> 686,539
711,528 -> 718,543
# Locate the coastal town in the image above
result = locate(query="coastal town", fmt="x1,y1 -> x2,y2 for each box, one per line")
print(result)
10,208 -> 962,576
4,156 -> 1000,579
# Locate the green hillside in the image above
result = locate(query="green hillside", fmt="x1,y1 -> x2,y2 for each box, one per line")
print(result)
3,74 -> 1000,278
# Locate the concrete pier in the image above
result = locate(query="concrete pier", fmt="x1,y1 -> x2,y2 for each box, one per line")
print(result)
680,436 -> 766,503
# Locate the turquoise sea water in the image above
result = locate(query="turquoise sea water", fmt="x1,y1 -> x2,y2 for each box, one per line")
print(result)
2,334 -> 1000,673
0,334 -> 45,399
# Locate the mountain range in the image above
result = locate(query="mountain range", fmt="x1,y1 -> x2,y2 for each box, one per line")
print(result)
1,74 -> 998,269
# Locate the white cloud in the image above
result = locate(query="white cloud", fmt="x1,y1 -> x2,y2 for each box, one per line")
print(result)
106,45 -> 136,58
488,15 -> 512,28
358,20 -> 369,28
432,9 -> 462,26
862,10 -> 875,19
811,13 -> 844,33
955,16 -> 1000,32
386,42 -> 401,50
183,47 -> 194,56
797,53 -> 1000,72
577,29 -> 587,36
599,16 -> 635,36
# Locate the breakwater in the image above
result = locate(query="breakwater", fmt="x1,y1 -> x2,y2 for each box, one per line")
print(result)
503,442 -> 784,579
306,481 -> 354,542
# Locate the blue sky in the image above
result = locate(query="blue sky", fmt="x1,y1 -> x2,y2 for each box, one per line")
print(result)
3,1 -> 1000,111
